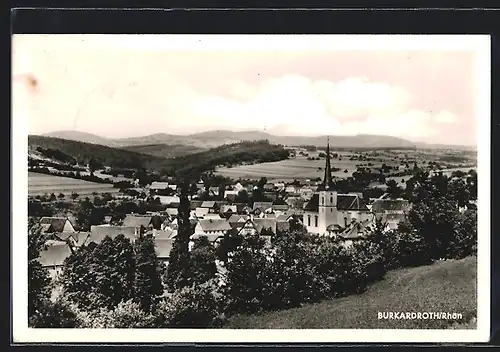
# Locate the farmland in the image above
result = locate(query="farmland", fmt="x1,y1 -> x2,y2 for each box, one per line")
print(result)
28,172 -> 120,197
215,151 -> 401,182
215,148 -> 477,184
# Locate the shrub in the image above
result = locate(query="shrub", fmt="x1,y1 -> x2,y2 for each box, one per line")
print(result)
77,299 -> 156,328
28,296 -> 81,328
156,280 -> 226,328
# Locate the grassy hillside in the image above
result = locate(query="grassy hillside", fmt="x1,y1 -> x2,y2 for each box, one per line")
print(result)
225,256 -> 477,329
121,143 -> 205,158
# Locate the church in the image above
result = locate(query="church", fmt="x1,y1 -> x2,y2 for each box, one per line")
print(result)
302,139 -> 373,236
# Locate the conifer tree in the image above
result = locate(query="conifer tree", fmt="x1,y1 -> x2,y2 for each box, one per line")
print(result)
165,179 -> 193,292
133,233 -> 164,312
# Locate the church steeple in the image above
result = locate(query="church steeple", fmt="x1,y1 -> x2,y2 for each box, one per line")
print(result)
318,137 -> 335,191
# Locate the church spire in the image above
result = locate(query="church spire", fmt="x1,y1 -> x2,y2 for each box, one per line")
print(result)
319,136 -> 335,191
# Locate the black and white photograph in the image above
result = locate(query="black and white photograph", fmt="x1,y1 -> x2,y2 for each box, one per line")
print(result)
12,34 -> 490,343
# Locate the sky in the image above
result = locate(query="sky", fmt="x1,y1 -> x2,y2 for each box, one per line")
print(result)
12,35 -> 482,145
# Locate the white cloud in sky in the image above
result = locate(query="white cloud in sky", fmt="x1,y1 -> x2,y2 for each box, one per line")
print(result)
188,74 -> 450,140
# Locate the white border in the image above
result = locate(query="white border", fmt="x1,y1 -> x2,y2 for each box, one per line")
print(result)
12,34 -> 491,344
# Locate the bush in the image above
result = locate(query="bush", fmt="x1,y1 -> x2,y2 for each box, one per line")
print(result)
29,296 -> 81,328
156,280 -> 226,328
77,299 -> 156,328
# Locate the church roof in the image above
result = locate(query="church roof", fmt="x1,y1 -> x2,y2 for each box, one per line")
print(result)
303,193 -> 369,212
317,138 -> 335,191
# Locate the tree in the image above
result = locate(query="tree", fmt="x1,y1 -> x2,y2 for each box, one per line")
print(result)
189,236 -> 217,285
71,192 -> 79,200
28,220 -> 51,321
58,193 -> 65,200
386,179 -> 402,199
165,180 -> 192,292
133,234 -> 164,312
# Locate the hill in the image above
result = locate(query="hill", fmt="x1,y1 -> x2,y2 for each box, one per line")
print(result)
29,135 -> 162,170
42,130 -> 119,147
225,256 -> 477,329
42,129 -> 418,149
120,143 -> 206,158
29,135 -> 290,177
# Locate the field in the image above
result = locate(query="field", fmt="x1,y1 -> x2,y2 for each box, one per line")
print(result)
28,172 -> 120,197
216,148 -> 477,184
215,152 -> 401,182
225,256 -> 477,329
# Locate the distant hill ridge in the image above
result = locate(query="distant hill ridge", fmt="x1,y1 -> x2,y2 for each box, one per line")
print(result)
42,129 -> 419,149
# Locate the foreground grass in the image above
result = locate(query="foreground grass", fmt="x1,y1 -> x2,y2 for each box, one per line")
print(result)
226,256 -> 477,329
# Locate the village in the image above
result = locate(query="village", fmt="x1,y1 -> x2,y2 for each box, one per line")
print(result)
36,141 -> 413,280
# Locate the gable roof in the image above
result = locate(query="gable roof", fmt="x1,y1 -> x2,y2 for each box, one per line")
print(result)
39,217 -> 73,233
122,215 -> 153,228
155,239 -> 174,259
198,219 -> 232,232
304,193 -> 369,212
38,242 -> 72,267
221,205 -> 237,213
165,208 -> 179,217
154,228 -> 174,239
190,200 -> 203,210
86,225 -> 137,245
201,201 -> 216,209
195,207 -> 210,218
150,181 -> 170,190
339,220 -> 373,239
190,233 -> 224,242
371,199 -> 410,213
253,202 -> 273,211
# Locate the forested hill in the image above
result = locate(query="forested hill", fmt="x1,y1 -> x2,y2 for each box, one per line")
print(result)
28,136 -> 290,177
28,135 -> 161,170
158,140 -> 290,177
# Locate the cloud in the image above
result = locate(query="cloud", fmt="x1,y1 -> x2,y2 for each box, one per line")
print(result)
188,74 -> 451,140
435,110 -> 458,124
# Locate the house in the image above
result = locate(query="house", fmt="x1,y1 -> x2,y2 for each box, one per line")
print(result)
235,218 -> 275,244
299,187 -> 314,200
208,187 -> 220,197
190,200 -> 203,210
302,139 -> 373,236
252,202 -> 273,213
122,214 -> 154,231
272,204 -> 289,213
155,238 -> 175,267
228,214 -> 250,229
84,225 -> 139,245
189,233 -> 225,249
165,208 -> 179,218
39,217 -> 77,234
149,181 -> 170,191
200,201 -> 219,213
194,218 -> 232,238
38,240 -> 73,279
234,182 -> 244,192
285,185 -> 298,193
154,195 -> 180,205
153,227 -> 175,239
370,198 -> 411,227
195,207 -> 210,218
274,182 -> 285,191
220,205 -> 237,217
224,190 -> 239,201
337,219 -> 375,247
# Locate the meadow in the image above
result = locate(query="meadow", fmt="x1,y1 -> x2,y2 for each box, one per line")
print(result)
226,256 -> 477,329
28,172 -> 120,197
215,152 -> 401,182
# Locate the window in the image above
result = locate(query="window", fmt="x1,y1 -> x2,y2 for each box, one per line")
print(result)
308,215 -> 311,227
314,215 -> 318,227
321,197 -> 324,205
330,196 -> 333,203
331,208 -> 333,212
